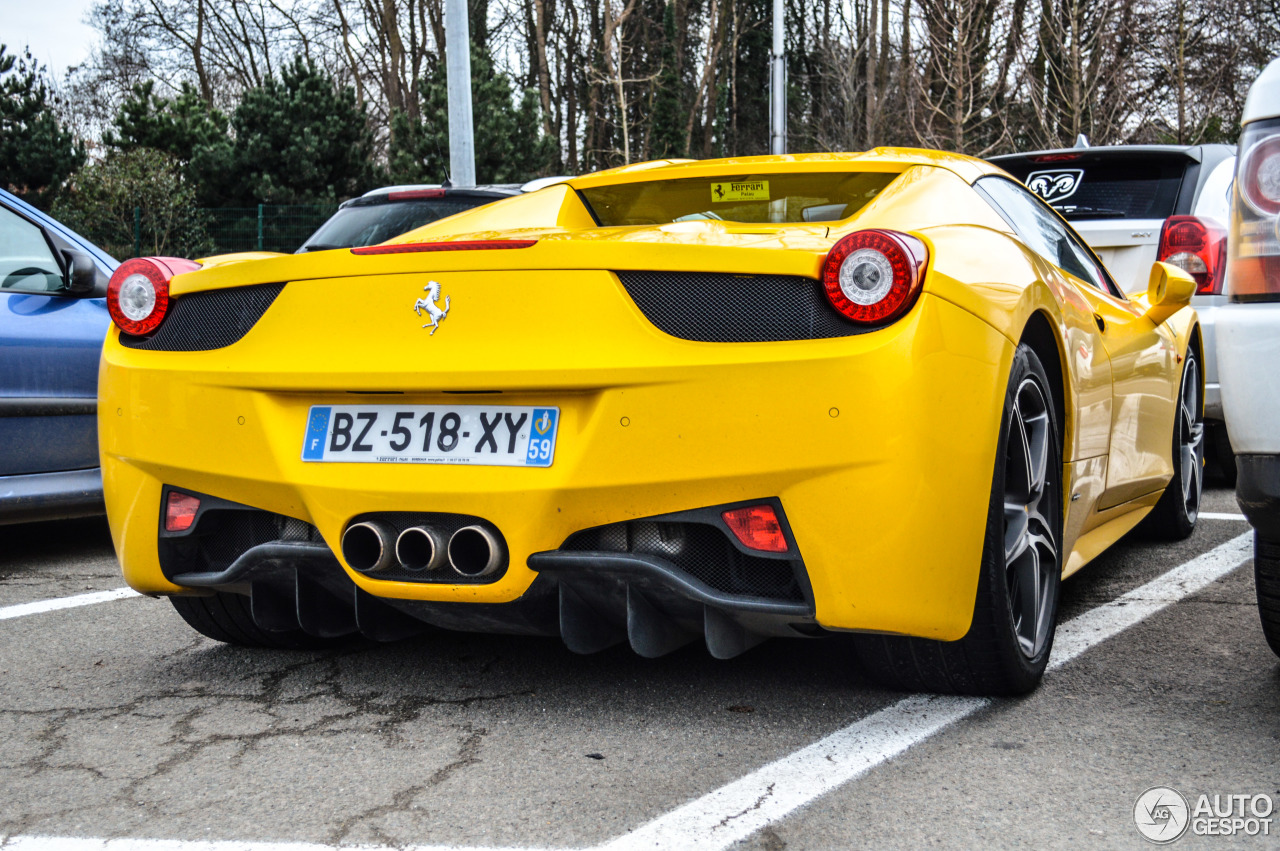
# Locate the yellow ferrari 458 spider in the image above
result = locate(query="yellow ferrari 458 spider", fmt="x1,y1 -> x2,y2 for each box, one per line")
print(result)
100,149 -> 1205,695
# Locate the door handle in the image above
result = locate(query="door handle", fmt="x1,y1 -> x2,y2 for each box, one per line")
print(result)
1093,313 -> 1106,333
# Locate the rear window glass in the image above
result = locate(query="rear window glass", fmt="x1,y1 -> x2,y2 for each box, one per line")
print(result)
994,160 -> 1186,220
300,198 -> 490,251
579,172 -> 898,227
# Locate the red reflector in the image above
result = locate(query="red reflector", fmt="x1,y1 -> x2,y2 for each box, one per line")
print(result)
351,239 -> 538,255
386,188 -> 447,200
721,505 -> 788,553
165,491 -> 201,532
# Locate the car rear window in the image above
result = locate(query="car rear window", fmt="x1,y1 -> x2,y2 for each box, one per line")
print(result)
578,172 -> 898,227
992,159 -> 1187,220
300,198 -> 491,251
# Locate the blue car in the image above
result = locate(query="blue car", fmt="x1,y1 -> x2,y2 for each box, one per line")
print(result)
0,188 -> 117,524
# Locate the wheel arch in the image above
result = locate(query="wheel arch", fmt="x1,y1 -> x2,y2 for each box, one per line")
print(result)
1187,320 -> 1206,414
1017,309 -> 1070,456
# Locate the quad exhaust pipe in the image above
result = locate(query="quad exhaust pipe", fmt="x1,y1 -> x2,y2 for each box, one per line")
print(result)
342,520 -> 504,577
395,526 -> 447,571
341,520 -> 396,573
448,525 -> 504,577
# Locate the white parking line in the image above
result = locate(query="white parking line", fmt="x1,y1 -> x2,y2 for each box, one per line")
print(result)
600,531 -> 1255,851
1050,531 -> 1254,667
0,587 -> 139,621
0,532 -> 1256,851
1199,512 -> 1249,521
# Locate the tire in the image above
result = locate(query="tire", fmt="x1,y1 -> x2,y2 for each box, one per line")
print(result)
1256,534 -> 1280,658
1142,351 -> 1205,540
170,592 -> 343,650
855,344 -> 1063,696
1208,420 -> 1237,487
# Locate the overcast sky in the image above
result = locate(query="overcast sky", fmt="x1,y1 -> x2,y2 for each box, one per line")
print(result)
5,0 -> 99,79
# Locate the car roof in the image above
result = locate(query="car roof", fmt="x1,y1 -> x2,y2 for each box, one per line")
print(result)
1244,57 -> 1280,124
358,177 -> 576,200
988,144 -> 1235,165
0,187 -> 118,272
358,183 -> 522,199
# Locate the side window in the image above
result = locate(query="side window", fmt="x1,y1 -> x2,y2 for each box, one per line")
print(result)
976,176 -> 1122,297
0,205 -> 64,294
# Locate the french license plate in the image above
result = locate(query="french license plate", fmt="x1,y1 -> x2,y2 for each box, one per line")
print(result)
300,405 -> 559,467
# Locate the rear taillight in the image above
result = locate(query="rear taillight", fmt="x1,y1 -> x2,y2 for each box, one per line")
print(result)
1157,216 -> 1227,295
106,257 -> 199,336
1228,123 -> 1280,301
821,229 -> 928,325
1239,134 -> 1280,216
721,505 -> 788,553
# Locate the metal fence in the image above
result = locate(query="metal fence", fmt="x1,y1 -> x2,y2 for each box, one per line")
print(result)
202,205 -> 338,255
115,204 -> 338,259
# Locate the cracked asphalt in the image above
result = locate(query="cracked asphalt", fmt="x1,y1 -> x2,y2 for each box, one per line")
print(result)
1,480 -> 1277,850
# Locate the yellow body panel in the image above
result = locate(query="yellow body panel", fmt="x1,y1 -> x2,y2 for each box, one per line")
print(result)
100,148 -> 1197,642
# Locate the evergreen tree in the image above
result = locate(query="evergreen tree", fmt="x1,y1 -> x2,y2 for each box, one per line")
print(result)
224,57 -> 381,205
105,80 -> 232,207
0,45 -> 85,208
106,81 -> 229,162
730,0 -> 772,157
390,48 -> 555,185
650,5 -> 686,159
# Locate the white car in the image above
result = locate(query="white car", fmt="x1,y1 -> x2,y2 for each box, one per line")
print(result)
990,144 -> 1238,480
1218,57 -> 1280,658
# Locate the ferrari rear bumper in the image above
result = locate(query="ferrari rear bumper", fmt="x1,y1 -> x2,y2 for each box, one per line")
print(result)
101,287 -> 1013,642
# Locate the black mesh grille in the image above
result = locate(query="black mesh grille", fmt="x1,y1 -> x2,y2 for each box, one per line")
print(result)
616,271 -> 868,342
121,283 -> 285,351
563,520 -> 804,602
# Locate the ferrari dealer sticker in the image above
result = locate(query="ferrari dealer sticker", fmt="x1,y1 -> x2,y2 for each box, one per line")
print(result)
711,180 -> 770,203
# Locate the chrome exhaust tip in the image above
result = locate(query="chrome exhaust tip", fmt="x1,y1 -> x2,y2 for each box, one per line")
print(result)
395,525 -> 446,572
448,525 -> 504,577
341,520 -> 395,573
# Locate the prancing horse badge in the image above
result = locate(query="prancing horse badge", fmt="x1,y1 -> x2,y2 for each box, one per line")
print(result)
413,281 -> 451,335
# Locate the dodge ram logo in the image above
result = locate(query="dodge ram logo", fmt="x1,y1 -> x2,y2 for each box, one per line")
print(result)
1026,169 -> 1084,204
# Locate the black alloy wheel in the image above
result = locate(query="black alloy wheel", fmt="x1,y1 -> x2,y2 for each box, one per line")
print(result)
1143,351 -> 1205,540
1002,372 -> 1059,660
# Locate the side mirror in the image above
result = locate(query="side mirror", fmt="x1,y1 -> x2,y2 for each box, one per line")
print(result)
1144,261 -> 1196,325
63,251 -> 100,296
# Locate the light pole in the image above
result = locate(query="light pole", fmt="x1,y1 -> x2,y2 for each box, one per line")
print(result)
445,0 -> 476,186
770,0 -> 786,155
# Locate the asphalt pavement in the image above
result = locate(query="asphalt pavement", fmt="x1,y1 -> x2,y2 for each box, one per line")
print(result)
0,481 -> 1275,850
